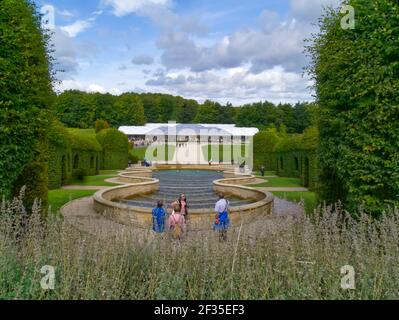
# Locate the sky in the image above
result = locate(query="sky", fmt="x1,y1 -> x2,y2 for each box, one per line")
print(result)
35,0 -> 342,105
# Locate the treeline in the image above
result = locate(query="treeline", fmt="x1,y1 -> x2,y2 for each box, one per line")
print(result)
55,90 -> 316,134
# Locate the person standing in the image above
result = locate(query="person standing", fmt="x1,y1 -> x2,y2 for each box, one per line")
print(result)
152,200 -> 166,233
260,165 -> 265,177
213,193 -> 230,242
178,194 -> 189,219
169,200 -> 185,240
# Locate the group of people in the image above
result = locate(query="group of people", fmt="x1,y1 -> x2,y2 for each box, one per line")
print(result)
152,193 -> 231,241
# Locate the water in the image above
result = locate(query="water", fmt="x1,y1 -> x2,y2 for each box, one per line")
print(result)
119,169 -> 254,209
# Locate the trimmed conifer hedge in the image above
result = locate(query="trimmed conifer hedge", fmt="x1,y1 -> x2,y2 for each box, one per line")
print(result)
253,128 -> 281,171
274,128 -> 318,190
96,128 -> 129,170
68,129 -> 102,177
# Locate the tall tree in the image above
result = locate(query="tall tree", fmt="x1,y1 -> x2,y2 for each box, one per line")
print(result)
194,100 -> 220,123
114,93 -> 146,125
178,99 -> 199,123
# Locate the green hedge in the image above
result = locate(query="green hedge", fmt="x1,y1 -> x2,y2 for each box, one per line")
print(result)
0,0 -> 53,209
96,128 -> 129,169
307,0 -> 399,215
48,121 -> 72,189
12,138 -> 49,212
68,129 -> 102,177
253,128 -> 281,171
273,128 -> 319,191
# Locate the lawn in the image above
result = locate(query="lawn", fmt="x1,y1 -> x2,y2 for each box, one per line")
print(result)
252,176 -> 303,188
253,170 -> 276,176
202,144 -> 249,162
272,191 -> 317,214
48,189 -> 97,214
131,144 -> 176,162
131,146 -> 147,161
69,175 -> 119,186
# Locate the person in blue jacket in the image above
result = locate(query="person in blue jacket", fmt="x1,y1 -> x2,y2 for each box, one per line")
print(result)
152,200 -> 166,233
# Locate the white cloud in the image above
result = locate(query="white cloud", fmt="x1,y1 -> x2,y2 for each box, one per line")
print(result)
59,10 -> 103,37
57,9 -> 75,18
102,0 -> 170,16
156,15 -> 311,73
56,80 -> 107,94
52,1 -> 325,104
145,66 -> 312,104
61,20 -> 93,37
88,84 -> 107,93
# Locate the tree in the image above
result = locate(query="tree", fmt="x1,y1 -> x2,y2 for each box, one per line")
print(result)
114,93 -> 146,125
0,0 -> 54,209
307,0 -> 399,215
194,100 -> 220,123
236,103 -> 267,128
55,90 -> 96,128
178,99 -> 199,123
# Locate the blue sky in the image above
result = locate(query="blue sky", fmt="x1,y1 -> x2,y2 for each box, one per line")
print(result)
35,0 -> 341,105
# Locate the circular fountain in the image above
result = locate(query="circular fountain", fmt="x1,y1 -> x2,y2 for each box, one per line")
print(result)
120,169 -> 254,209
93,165 -> 274,230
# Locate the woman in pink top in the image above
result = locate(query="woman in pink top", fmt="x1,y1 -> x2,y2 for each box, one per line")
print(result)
169,200 -> 186,239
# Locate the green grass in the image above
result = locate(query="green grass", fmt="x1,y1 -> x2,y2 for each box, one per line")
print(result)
99,169 -> 121,175
252,176 -> 302,188
69,175 -> 119,186
48,189 -> 97,214
131,146 -> 147,161
254,170 -> 276,176
131,145 -> 176,161
202,144 -> 249,162
272,191 -> 317,214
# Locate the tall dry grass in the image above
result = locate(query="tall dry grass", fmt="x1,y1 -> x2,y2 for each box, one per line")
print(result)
1,190 -> 399,299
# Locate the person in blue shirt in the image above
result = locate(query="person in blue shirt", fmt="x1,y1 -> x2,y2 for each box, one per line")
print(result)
213,193 -> 230,241
152,200 -> 166,233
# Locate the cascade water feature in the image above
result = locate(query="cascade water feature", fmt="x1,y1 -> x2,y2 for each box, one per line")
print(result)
119,169 -> 254,209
